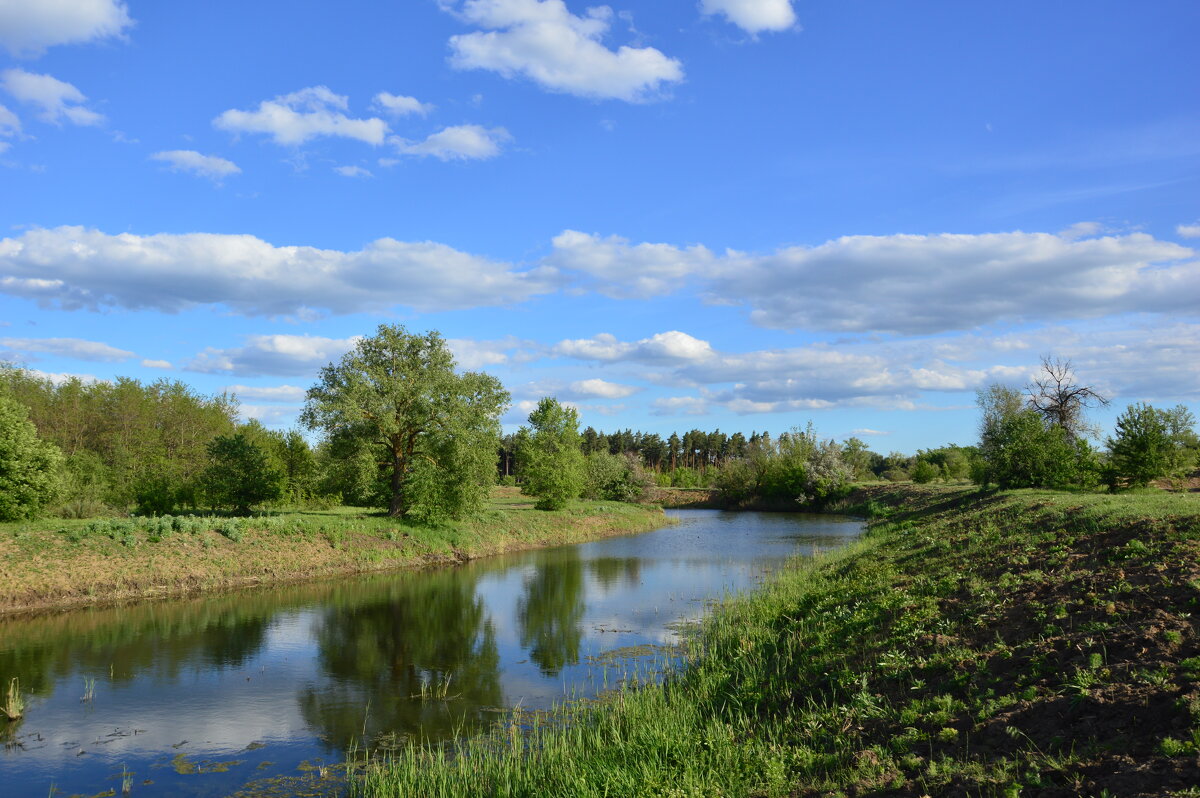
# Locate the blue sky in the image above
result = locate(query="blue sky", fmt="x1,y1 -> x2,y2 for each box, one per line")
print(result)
0,0 -> 1197,453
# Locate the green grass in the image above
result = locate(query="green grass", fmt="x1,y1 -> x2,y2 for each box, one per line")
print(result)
352,485 -> 1200,797
0,488 -> 667,613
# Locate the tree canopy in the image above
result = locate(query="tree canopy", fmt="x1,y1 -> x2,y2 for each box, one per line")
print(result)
520,397 -> 586,511
0,395 -> 63,521
301,324 -> 508,519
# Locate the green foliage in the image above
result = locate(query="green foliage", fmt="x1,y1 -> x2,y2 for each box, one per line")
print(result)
910,460 -> 939,484
200,432 -> 285,514
714,424 -> 852,506
582,451 -> 651,502
976,385 -> 1098,489
0,365 -> 237,512
519,397 -> 585,511
0,395 -> 63,521
1106,403 -> 1197,489
302,324 -> 508,520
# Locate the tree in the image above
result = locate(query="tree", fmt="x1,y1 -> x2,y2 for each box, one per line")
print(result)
1026,356 -> 1108,440
1106,403 -> 1197,489
519,397 -> 585,511
302,325 -> 508,519
977,383 -> 1097,489
0,395 -> 63,520
201,432 -> 285,514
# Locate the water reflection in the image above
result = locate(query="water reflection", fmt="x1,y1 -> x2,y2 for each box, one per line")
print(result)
301,569 -> 503,747
0,509 -> 861,797
518,552 -> 585,676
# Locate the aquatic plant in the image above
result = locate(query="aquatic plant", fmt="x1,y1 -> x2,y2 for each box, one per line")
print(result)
3,677 -> 23,720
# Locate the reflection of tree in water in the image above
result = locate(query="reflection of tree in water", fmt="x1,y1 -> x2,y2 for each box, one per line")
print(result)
587,557 -> 641,591
0,593 -> 276,699
518,553 -> 585,676
300,568 -> 502,749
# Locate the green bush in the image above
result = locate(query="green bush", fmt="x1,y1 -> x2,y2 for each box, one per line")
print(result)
0,395 -> 63,521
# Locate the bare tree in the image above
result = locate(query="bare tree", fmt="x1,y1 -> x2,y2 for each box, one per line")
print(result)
1025,356 -> 1108,439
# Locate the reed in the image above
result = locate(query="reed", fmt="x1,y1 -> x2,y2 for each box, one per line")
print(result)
3,677 -> 23,720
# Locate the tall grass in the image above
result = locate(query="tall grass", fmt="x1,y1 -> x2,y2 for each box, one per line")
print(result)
3,677 -> 23,720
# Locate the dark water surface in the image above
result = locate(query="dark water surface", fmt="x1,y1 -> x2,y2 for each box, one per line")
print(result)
1,510 -> 861,797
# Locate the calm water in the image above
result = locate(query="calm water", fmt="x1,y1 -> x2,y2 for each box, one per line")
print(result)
0,509 -> 861,797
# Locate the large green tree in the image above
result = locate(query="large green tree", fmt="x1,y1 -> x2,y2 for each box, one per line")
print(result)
1106,403 -> 1197,488
0,395 -> 63,521
301,325 -> 508,519
519,397 -> 585,511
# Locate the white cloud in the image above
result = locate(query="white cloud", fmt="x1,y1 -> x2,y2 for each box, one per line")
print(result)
237,404 -> 299,426
27,368 -> 100,385
0,103 -> 20,137
548,230 -> 714,298
568,378 -> 639,398
0,68 -> 104,125
141,359 -> 172,369
547,227 -> 1197,334
188,335 -> 360,377
393,124 -> 510,161
150,150 -> 240,181
554,330 -> 716,363
0,0 -> 132,58
851,428 -> 891,437
700,0 -> 796,34
223,384 -> 308,403
213,86 -> 387,146
716,231 -> 1195,333
334,165 -> 373,178
446,336 -> 540,369
0,336 -> 132,361
372,92 -> 434,117
444,0 -> 684,102
651,396 -> 708,415
0,226 -> 558,316
1178,222 -> 1200,239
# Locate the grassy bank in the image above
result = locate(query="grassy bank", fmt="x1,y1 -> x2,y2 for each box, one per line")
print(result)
0,487 -> 667,615
354,484 -> 1200,797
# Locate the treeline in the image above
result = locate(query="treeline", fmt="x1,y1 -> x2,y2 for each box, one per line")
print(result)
0,366 -> 326,519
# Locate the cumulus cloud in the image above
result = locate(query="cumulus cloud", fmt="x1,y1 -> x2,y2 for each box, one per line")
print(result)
141,359 -> 172,369
334,165 -> 373,178
1,68 -> 104,125
568,378 -> 639,398
547,228 -> 1196,334
214,86 -> 387,146
372,92 -> 434,117
393,124 -> 510,160
553,330 -> 716,363
0,0 -> 132,58
0,226 -> 557,316
547,231 -> 714,297
150,150 -> 240,181
700,0 -> 797,34
0,336 -> 132,361
446,336 -> 541,369
851,428 -> 891,437
1178,222 -> 1200,239
222,384 -> 308,403
187,334 -> 360,377
443,0 -> 684,101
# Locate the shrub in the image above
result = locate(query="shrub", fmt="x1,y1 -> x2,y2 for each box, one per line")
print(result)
0,395 -> 63,521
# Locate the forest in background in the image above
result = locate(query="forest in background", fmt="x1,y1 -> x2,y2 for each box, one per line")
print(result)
2,336 -> 1197,524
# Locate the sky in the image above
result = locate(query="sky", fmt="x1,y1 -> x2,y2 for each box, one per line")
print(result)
0,0 -> 1197,453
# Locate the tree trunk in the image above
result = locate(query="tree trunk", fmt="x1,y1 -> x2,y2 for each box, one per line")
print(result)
389,451 -> 405,517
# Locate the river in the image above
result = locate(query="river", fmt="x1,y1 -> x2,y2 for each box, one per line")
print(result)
0,509 -> 861,797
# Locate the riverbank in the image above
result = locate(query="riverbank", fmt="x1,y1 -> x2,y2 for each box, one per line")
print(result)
0,488 -> 668,615
355,484 -> 1200,797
